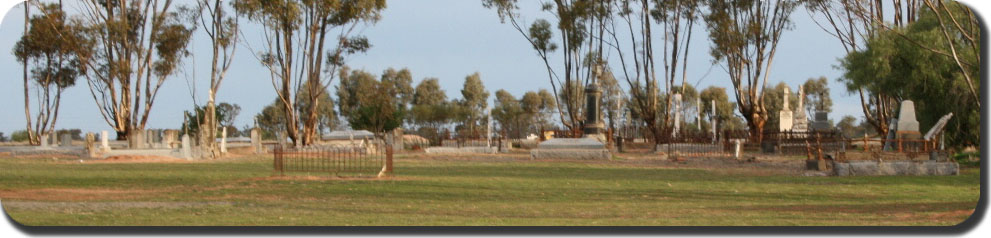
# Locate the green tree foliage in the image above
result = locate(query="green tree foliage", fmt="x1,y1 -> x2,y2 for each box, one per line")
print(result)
182,106 -> 223,138
235,0 -> 386,146
836,115 -> 858,138
71,0 -> 194,140
217,103 -> 242,129
11,130 -> 31,142
458,72 -> 490,131
337,68 -> 404,134
255,88 -> 337,140
13,2 -> 90,145
840,2 -> 980,148
0,132 -> 6,142
704,0 -> 798,141
699,86 -> 744,133
802,76 -> 832,116
492,90 -> 524,138
411,78 -> 451,130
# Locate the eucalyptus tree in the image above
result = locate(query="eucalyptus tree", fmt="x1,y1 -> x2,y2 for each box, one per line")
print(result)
483,0 -> 613,134
704,0 -> 798,141
459,72 -> 490,132
188,0 -> 241,157
235,0 -> 386,146
336,68 -> 403,135
61,0 -> 194,144
411,78 -> 450,131
14,2 -> 90,145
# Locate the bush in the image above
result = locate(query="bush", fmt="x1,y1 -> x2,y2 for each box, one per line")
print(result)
10,130 -> 30,142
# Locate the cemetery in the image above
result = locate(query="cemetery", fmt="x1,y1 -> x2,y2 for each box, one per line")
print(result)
0,0 -> 981,228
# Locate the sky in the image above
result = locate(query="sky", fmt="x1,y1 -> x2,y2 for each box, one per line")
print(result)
0,0 -> 924,136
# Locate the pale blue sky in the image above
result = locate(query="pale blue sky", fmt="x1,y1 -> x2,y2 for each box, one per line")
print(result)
0,0 -> 908,136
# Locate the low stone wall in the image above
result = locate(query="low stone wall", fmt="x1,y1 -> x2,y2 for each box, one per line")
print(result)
655,143 -> 723,153
424,146 -> 497,154
833,161 -> 959,176
530,149 -> 611,160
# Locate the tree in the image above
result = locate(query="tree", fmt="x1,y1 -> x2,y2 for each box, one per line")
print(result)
235,0 -> 386,146
836,115 -> 858,138
483,0 -> 612,133
802,76 -> 832,116
182,105 -> 223,138
68,0 -> 194,143
840,2 -> 980,148
337,68 -> 404,135
704,0 -> 798,141
411,78 -> 450,130
491,90 -> 525,138
188,0 -> 241,157
459,72 -> 490,132
806,0 -> 920,139
521,89 -> 557,133
671,84 -> 699,133
0,132 -> 7,142
217,103 -> 242,129
699,86 -> 739,134
256,88 -> 337,140
598,69 -> 624,133
13,2 -> 89,145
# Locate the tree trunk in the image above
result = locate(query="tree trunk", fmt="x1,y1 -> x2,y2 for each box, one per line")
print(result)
23,1 -> 37,145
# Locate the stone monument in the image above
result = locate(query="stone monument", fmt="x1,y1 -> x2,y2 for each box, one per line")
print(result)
129,129 -> 146,149
531,65 -> 611,160
60,133 -> 72,147
100,130 -> 111,152
250,128 -> 263,154
778,87 -> 793,132
220,127 -> 228,154
181,134 -> 192,160
792,85 -> 808,132
895,100 -> 921,140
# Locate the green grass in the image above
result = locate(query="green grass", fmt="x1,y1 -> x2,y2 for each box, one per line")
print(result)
0,154 -> 980,226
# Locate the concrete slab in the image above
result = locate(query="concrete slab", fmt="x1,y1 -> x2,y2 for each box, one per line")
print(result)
833,161 -> 958,176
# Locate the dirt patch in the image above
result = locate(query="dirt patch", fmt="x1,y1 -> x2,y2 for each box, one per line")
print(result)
0,188 -> 163,201
8,154 -> 82,160
93,155 -> 190,163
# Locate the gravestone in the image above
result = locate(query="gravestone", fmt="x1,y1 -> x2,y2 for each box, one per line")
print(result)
532,65 -> 611,160
220,127 -> 228,154
129,129 -> 146,149
163,130 -> 179,149
49,133 -> 59,147
250,128 -> 263,154
792,85 -> 808,132
100,131 -> 111,152
778,87 -> 793,132
895,100 -> 921,139
181,135 -> 192,160
811,111 -> 830,131
86,133 -> 97,158
60,133 -> 72,147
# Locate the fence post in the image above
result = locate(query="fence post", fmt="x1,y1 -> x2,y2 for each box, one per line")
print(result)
898,138 -> 903,152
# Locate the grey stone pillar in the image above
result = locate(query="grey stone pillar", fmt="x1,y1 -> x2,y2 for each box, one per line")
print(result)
60,133 -> 72,147
250,128 -> 263,154
181,135 -> 192,160
129,129 -> 146,149
100,131 -> 111,152
220,127 -> 228,154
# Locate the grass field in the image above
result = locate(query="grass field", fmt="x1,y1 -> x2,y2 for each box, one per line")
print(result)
0,153 -> 981,226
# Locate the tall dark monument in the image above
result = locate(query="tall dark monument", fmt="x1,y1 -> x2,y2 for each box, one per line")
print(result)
583,84 -> 604,135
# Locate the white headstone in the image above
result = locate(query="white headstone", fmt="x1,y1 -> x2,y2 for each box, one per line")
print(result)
896,100 -> 920,133
792,85 -> 808,132
924,113 -> 954,140
220,127 -> 228,154
778,87 -> 793,132
101,131 -> 111,152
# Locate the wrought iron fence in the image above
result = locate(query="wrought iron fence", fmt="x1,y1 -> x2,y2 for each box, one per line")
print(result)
273,141 -> 391,177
